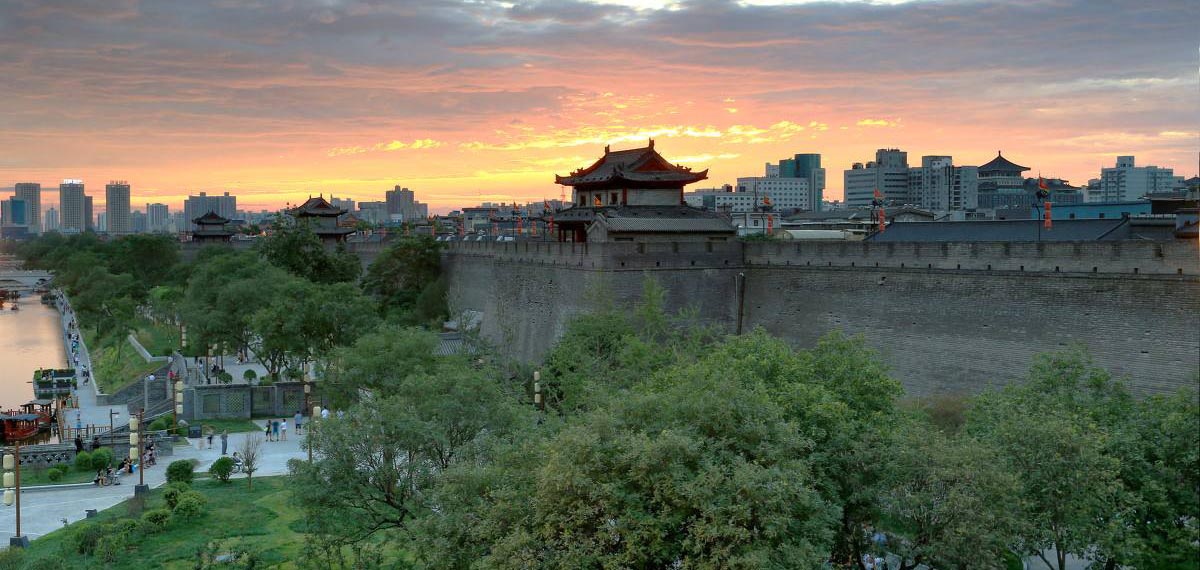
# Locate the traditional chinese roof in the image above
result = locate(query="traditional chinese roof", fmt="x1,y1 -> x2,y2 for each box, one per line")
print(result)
286,196 -> 346,218
192,211 -> 229,226
555,140 -> 708,189
978,151 -> 1030,175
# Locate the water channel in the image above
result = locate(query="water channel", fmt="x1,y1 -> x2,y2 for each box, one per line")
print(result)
0,299 -> 66,411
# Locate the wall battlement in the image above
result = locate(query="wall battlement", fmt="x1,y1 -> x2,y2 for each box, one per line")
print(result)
444,238 -> 1200,397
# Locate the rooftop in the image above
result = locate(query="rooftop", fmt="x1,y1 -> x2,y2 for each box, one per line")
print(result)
866,218 -> 1131,242
287,196 -> 346,217
555,140 -> 708,188
978,151 -> 1030,175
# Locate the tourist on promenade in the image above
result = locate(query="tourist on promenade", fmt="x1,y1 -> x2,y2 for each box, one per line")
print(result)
321,407 -> 329,420
294,411 -> 303,435
206,429 -> 214,449
220,430 -> 228,455
280,419 -> 287,441
271,419 -> 280,441
74,435 -> 83,453
264,421 -> 272,441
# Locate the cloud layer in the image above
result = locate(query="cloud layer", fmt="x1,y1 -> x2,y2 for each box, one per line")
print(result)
0,0 -> 1195,210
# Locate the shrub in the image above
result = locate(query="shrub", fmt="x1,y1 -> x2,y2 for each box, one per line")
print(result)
209,456 -> 235,483
148,416 -> 171,432
0,547 -> 23,570
95,533 -> 128,563
218,371 -> 233,384
166,459 -> 195,485
142,508 -> 172,532
90,448 -> 113,471
47,467 -> 65,482
72,522 -> 105,555
22,554 -> 67,570
163,481 -> 191,510
243,369 -> 257,382
172,491 -> 207,520
114,518 -> 143,537
73,451 -> 92,472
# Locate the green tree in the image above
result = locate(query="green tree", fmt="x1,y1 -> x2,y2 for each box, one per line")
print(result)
362,235 -> 444,322
880,417 -> 1022,570
182,250 -> 289,360
259,218 -> 360,284
249,280 -> 378,379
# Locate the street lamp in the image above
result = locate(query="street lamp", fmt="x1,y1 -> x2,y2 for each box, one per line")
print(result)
174,381 -> 184,434
3,442 -> 29,547
131,413 -> 148,496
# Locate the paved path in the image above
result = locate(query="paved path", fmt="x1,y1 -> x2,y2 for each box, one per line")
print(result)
55,292 -> 130,434
0,421 -> 308,543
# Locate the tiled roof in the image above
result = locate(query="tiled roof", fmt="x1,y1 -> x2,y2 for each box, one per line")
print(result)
978,151 -> 1030,174
555,141 -> 708,187
287,196 -> 346,217
866,219 -> 1130,242
192,211 -> 229,225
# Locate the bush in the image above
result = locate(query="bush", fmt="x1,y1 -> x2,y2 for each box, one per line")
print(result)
148,416 -> 171,432
74,451 -> 92,472
0,547 -> 23,570
90,448 -> 113,471
218,371 -> 233,384
47,467 -> 65,482
163,481 -> 191,510
95,533 -> 128,563
172,491 -> 207,520
243,369 -> 257,382
22,554 -> 67,570
114,518 -> 143,536
166,459 -> 195,485
72,522 -> 105,555
142,508 -> 172,532
209,456 -> 235,483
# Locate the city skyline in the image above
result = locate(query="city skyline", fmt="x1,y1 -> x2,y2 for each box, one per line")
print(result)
1,0 -> 1196,213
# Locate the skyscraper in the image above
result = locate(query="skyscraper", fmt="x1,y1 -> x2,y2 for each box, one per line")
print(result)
105,181 -> 132,234
844,149 -> 909,207
908,156 -> 978,212
1,198 -> 27,226
183,191 -> 236,231
58,180 -> 86,233
84,195 -> 94,231
793,154 -> 826,212
44,207 -> 59,232
14,183 -> 41,235
147,203 -> 169,233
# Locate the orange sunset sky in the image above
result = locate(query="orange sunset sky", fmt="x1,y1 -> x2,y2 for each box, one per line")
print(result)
1,0 -> 1197,214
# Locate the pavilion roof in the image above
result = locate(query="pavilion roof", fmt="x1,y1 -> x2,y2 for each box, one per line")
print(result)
287,196 -> 346,217
555,140 -> 708,187
192,211 -> 230,225
978,151 -> 1030,174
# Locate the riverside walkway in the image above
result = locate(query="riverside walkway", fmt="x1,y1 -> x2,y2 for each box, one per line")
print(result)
53,291 -> 130,436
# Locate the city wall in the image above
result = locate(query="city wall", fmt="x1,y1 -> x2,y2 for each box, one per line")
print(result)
443,240 -> 1200,397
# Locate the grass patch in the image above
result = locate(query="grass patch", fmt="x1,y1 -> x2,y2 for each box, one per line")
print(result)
84,328 -> 163,394
21,466 -> 96,486
23,476 -> 308,569
193,418 -> 264,435
133,319 -> 180,356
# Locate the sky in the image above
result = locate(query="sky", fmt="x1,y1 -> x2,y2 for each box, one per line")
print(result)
0,0 -> 1196,213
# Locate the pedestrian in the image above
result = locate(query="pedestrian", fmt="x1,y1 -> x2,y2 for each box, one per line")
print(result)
321,407 -> 329,420
206,429 -> 214,449
74,435 -> 83,453
264,421 -> 271,441
220,430 -> 228,455
271,419 -> 280,441
294,411 -> 303,435
280,419 -> 287,441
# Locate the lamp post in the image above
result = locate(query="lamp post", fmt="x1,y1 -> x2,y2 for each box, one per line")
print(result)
174,380 -> 184,434
4,440 -> 29,547
309,403 -> 321,463
131,412 -> 148,496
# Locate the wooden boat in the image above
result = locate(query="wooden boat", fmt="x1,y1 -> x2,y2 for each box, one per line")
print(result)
21,401 -> 54,427
0,414 -> 41,441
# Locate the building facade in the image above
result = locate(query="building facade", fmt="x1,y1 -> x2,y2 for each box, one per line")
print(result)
58,180 -> 86,233
844,149 -> 909,207
908,156 -> 979,212
734,176 -> 811,211
1099,156 -> 1182,202
84,195 -> 94,231
14,183 -> 41,236
105,181 -> 132,234
43,207 -> 59,232
147,203 -> 169,233
183,192 -> 236,231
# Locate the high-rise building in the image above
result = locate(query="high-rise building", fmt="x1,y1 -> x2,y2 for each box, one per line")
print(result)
14,183 -> 41,235
44,207 -> 59,232
793,154 -> 826,212
734,176 -> 811,211
105,181 -> 132,234
383,186 -> 429,222
59,180 -> 86,233
1,198 -> 27,226
147,203 -> 169,233
131,210 -> 147,233
1099,156 -> 1182,202
183,191 -> 236,231
330,195 -> 355,213
844,149 -> 909,207
84,196 -> 94,231
908,156 -> 979,212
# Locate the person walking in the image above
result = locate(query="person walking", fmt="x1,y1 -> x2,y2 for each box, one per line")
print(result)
294,411 -> 303,435
280,419 -> 287,441
74,435 -> 83,454
206,429 -> 214,450
220,430 -> 228,455
321,407 -> 329,420
264,421 -> 272,441
271,419 -> 280,442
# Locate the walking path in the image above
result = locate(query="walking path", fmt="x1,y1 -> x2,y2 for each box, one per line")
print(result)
0,421 -> 308,542
54,291 -> 130,435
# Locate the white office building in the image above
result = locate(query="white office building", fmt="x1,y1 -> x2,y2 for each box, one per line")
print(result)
844,149 -> 910,207
1098,156 -> 1182,202
908,156 -> 979,212
735,176 -> 812,211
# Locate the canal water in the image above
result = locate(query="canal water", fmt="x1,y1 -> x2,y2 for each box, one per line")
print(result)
0,298 -> 66,411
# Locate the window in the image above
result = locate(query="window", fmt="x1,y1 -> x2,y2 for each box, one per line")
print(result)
1099,213 -> 1105,219
610,192 -> 618,205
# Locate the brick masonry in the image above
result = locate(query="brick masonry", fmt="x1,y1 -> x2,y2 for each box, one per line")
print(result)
444,239 -> 1200,397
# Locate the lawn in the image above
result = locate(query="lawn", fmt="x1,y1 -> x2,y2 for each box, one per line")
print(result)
133,319 -> 180,357
21,465 -> 96,486
84,328 -> 164,395
18,476 -> 308,569
194,418 -> 264,435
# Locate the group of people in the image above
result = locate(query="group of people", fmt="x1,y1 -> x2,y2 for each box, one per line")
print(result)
264,418 -> 289,442
91,441 -> 155,486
